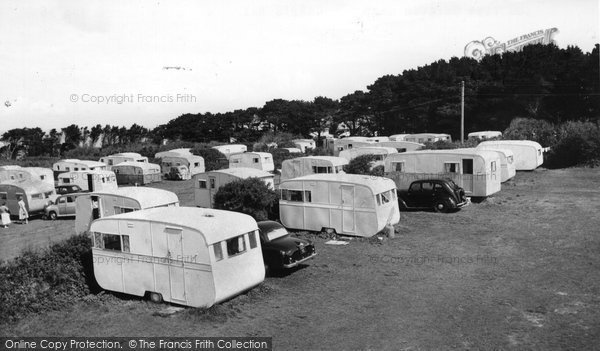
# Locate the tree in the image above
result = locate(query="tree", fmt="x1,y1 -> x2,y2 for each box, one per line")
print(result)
1,128 -> 46,158
343,154 -> 383,176
213,178 -> 279,221
191,147 -> 228,171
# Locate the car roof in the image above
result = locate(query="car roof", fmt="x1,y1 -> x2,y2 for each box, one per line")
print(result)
257,220 -> 285,232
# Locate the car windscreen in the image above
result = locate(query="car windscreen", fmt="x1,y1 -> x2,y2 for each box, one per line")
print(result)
266,227 -> 289,241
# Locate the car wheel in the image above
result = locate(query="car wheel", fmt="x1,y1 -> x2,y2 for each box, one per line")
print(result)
433,200 -> 450,213
149,292 -> 163,303
49,211 -> 57,220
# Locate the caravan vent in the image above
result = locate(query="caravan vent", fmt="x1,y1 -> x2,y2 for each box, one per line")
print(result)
202,214 -> 215,218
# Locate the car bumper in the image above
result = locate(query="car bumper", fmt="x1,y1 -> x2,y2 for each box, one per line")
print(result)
456,198 -> 470,208
283,252 -> 317,268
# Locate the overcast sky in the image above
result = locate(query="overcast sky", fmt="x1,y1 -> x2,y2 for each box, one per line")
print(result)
0,0 -> 598,132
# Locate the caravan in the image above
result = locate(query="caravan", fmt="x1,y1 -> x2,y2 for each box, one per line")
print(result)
384,149 -> 502,197
112,162 -> 162,185
154,148 -> 192,159
477,140 -> 544,170
89,207 -> 265,307
339,146 -> 398,165
0,166 -> 54,186
52,159 -> 107,179
376,141 -> 424,153
158,152 -> 205,180
279,174 -> 400,237
57,170 -> 118,192
229,152 -> 275,172
212,144 -> 248,159
75,187 -> 179,234
292,139 -> 316,153
99,153 -> 149,169
280,156 -> 348,181
194,168 -> 274,208
468,131 -> 502,141
478,148 -> 516,182
0,180 -> 57,217
404,133 -> 452,143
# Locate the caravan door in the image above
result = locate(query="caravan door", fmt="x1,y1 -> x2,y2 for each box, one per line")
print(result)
166,227 -> 186,303
341,185 -> 355,233
461,159 -> 474,193
208,176 -> 217,207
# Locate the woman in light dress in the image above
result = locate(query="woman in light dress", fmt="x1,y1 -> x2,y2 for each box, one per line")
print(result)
18,196 -> 28,224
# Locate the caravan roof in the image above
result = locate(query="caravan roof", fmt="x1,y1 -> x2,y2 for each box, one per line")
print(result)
298,156 -> 348,165
102,207 -> 257,245
288,173 -> 395,194
155,148 -> 192,158
112,161 -> 160,171
478,140 -> 542,148
1,179 -> 54,193
111,152 -> 143,158
90,187 -> 178,208
392,148 -> 500,159
207,167 -> 272,178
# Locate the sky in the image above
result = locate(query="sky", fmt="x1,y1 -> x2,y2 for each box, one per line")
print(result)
0,0 -> 598,133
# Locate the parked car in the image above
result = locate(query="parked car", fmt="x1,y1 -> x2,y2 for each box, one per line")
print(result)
257,221 -> 316,274
44,194 -> 79,219
397,179 -> 469,213
55,184 -> 84,195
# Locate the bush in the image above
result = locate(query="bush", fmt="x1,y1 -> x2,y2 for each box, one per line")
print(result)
0,234 -> 95,321
213,178 -> 279,221
344,154 -> 383,176
271,149 -> 299,170
420,139 -> 480,150
545,121 -> 600,168
503,117 -> 558,147
191,147 -> 228,171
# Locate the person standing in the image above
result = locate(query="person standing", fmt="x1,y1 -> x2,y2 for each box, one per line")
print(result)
0,202 -> 10,228
17,196 -> 28,224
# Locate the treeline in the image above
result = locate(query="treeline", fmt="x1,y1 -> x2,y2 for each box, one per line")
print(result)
2,43 -> 599,160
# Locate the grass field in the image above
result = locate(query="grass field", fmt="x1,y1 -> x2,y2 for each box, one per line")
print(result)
1,168 -> 599,350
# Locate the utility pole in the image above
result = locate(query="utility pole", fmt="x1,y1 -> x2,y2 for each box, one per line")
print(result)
461,80 -> 465,143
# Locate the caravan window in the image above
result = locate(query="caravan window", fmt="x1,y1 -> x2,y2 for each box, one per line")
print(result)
226,235 -> 247,257
312,166 -> 332,174
213,243 -> 224,261
210,179 -> 215,189
379,190 -> 392,204
198,180 -> 207,189
122,236 -> 130,253
507,156 -> 514,164
253,158 -> 259,163
102,233 -> 122,251
392,162 -> 405,172
0,193 -> 6,200
462,159 -> 474,174
194,162 -> 200,167
231,158 -> 240,164
66,167 -> 70,171
114,207 -> 135,214
74,167 -> 79,171
31,193 -> 43,200
281,189 -> 311,202
491,161 -> 497,172
248,230 -> 258,248
374,155 -> 384,161
444,163 -> 459,173
108,160 -> 113,166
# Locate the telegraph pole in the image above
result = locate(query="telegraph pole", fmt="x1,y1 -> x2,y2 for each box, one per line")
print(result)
460,80 -> 465,143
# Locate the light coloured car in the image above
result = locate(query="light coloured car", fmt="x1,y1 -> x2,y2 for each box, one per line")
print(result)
44,194 -> 79,220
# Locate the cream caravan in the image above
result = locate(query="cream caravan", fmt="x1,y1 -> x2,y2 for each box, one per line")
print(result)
0,180 -> 57,216
52,159 -> 107,179
404,133 -> 452,143
384,149 -> 501,197
468,131 -> 502,141
75,187 -> 179,234
57,170 -> 118,192
279,174 -> 400,237
154,148 -> 192,159
477,140 -> 544,170
376,141 -> 425,153
194,168 -> 275,208
211,144 -> 248,159
112,162 -> 162,185
280,156 -> 348,181
99,152 -> 148,169
158,152 -> 205,179
90,207 -> 264,307
478,148 -> 516,182
229,152 -> 275,172
339,146 -> 398,166
292,139 -> 316,153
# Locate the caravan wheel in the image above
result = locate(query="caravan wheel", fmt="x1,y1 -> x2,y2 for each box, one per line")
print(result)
149,292 -> 163,303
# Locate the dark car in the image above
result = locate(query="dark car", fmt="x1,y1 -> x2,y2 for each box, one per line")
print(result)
257,221 -> 316,273
55,184 -> 84,195
397,179 -> 469,213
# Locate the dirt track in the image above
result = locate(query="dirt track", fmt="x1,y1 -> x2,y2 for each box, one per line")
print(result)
2,168 -> 600,350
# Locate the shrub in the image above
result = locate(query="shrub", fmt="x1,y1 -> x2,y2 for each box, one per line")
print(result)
420,139 -> 480,150
271,149 -> 298,170
344,154 -> 382,176
191,147 -> 228,171
545,121 -> 600,168
213,178 -> 279,221
503,117 -> 558,147
0,234 -> 94,321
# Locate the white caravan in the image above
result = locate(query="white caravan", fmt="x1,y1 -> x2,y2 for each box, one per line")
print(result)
468,131 -> 502,141
477,140 -> 544,170
229,152 -> 275,172
75,187 -> 179,234
333,137 -> 375,155
475,148 -> 516,182
384,149 -> 502,197
52,159 -> 107,179
365,136 -> 390,143
0,180 -> 57,216
279,174 -> 400,237
57,170 -> 118,192
339,147 -> 398,166
389,134 -> 410,141
0,166 -> 53,186
90,207 -> 264,307
158,152 -> 205,179
154,148 -> 192,159
280,156 -> 348,181
25,167 -> 55,186
211,144 -> 248,159
194,168 -> 275,208
99,152 -> 148,169
404,133 -> 452,143
376,141 -> 425,153
292,139 -> 316,153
